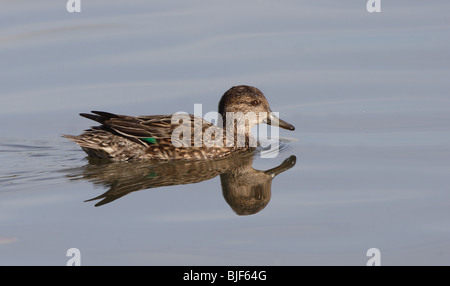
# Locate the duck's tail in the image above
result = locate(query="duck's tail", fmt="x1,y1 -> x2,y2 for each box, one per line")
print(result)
62,133 -> 115,159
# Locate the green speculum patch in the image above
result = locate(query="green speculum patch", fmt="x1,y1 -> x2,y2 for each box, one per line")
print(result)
140,137 -> 158,144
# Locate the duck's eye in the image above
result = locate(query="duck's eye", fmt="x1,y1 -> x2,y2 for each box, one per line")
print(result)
250,100 -> 260,106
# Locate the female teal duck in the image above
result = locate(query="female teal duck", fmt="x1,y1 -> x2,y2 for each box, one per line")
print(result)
63,85 -> 295,161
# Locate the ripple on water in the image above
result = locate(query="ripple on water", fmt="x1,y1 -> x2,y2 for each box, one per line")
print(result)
0,138 -> 84,192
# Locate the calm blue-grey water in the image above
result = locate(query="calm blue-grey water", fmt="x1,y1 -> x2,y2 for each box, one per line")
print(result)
1,1 -> 449,265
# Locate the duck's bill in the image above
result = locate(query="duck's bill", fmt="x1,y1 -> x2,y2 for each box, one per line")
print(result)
265,112 -> 295,131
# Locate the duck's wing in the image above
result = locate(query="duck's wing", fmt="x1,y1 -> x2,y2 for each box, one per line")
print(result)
80,111 -> 218,147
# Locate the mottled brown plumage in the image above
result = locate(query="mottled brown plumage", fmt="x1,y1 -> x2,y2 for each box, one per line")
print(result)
63,85 -> 295,161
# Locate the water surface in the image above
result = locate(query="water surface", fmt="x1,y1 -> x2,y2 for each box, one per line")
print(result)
1,1 -> 449,265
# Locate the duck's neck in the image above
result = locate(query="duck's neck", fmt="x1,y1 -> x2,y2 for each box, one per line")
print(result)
221,113 -> 256,148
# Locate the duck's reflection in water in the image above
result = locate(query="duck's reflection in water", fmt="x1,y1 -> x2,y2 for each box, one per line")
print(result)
66,153 -> 296,215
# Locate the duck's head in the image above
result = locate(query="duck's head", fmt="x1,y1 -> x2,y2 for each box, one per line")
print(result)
218,85 -> 295,130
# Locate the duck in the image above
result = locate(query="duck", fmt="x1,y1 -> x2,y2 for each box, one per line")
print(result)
63,85 -> 295,161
